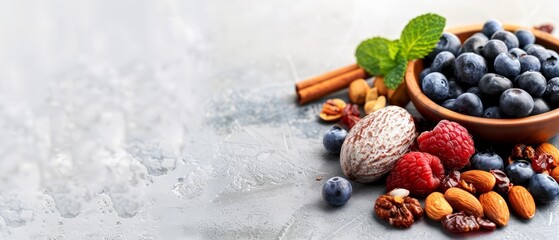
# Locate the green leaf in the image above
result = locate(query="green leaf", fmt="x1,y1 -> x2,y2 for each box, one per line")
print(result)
384,54 -> 408,89
399,13 -> 445,60
355,37 -> 400,75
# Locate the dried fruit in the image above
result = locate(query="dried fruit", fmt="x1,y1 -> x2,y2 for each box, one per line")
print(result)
386,152 -> 445,197
364,95 -> 386,115
531,152 -> 554,174
460,170 -> 496,194
535,23 -> 554,34
537,143 -> 559,168
340,103 -> 361,130
425,192 -> 453,221
340,106 -> 416,183
479,191 -> 509,227
442,212 -> 496,233
440,170 -> 461,193
374,194 -> 423,228
491,169 -> 513,194
319,98 -> 346,122
508,185 -> 536,219
444,187 -> 484,217
349,79 -> 370,104
417,120 -> 475,170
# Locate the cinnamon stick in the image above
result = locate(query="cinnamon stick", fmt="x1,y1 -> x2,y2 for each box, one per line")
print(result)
297,67 -> 367,105
295,64 -> 359,91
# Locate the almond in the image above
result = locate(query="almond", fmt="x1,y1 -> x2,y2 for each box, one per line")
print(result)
460,170 -> 496,194
551,167 -> 559,183
425,192 -> 453,221
444,187 -> 484,217
373,76 -> 388,96
508,185 -> 536,219
537,143 -> 559,168
479,191 -> 509,226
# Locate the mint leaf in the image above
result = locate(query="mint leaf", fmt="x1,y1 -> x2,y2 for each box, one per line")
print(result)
399,13 -> 445,60
356,37 -> 399,75
384,54 -> 408,89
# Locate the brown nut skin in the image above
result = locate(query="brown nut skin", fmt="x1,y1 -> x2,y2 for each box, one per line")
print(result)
445,187 -> 484,218
552,167 -> 559,183
319,99 -> 346,122
374,195 -> 423,228
508,185 -> 536,219
349,79 -> 369,104
479,191 -> 510,227
425,192 -> 453,221
460,170 -> 496,194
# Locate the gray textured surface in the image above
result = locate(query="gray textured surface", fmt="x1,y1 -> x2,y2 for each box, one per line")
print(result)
1,0 -> 559,239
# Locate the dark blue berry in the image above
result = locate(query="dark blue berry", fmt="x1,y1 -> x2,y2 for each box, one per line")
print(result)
454,53 -> 488,86
422,72 -> 449,101
528,174 -> 559,203
441,98 -> 458,111
527,45 -> 551,64
322,176 -> 352,207
467,86 -> 484,100
482,19 -> 503,38
519,55 -> 541,73
428,32 -> 462,60
471,150 -> 504,171
505,160 -> 535,185
419,68 -> 431,83
499,88 -> 534,118
494,52 -> 521,79
531,98 -> 551,115
515,30 -> 535,48
448,80 -> 464,99
482,40 -> 508,63
541,56 -> 559,79
491,31 -> 519,50
549,49 -> 559,59
545,77 -> 559,107
478,73 -> 512,99
483,106 -> 502,118
323,126 -> 348,153
430,51 -> 455,75
508,48 -> 527,58
455,92 -> 483,117
461,35 -> 487,55
515,71 -> 546,97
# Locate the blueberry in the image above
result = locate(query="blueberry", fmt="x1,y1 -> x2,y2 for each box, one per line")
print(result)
491,31 -> 519,50
508,48 -> 527,58
454,53 -> 488,86
531,98 -> 551,115
527,45 -> 551,64
545,77 -> 559,106
515,30 -> 536,48
549,49 -> 559,59
515,71 -> 547,97
519,55 -> 541,73
494,52 -> 521,79
541,56 -> 559,79
427,32 -> 462,59
499,88 -> 534,118
505,160 -> 536,185
483,106 -> 502,118
455,93 -> 483,117
471,150 -> 504,171
322,176 -> 352,207
482,40 -> 508,63
482,19 -> 503,38
422,72 -> 449,101
441,98 -> 458,111
323,126 -> 348,153
419,68 -> 432,83
478,73 -> 512,99
524,43 -> 543,52
448,80 -> 464,99
467,86 -> 484,100
430,51 -> 455,75
461,35 -> 488,55
528,173 -> 559,203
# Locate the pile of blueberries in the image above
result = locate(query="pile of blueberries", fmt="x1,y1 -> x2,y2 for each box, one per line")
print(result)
421,19 -> 559,118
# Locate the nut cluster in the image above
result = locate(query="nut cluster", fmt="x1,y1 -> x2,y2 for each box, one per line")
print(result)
374,192 -> 423,228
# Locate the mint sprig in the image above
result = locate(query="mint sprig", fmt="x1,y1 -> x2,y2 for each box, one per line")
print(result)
355,13 -> 446,89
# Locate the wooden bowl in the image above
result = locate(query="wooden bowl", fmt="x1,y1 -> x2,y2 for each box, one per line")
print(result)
405,24 -> 559,144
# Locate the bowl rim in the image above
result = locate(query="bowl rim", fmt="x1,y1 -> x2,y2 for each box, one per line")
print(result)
405,24 -> 559,127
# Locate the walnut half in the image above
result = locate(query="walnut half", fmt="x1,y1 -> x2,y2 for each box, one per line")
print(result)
374,194 -> 423,228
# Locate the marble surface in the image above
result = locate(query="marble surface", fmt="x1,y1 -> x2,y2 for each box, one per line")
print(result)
1,0 -> 559,239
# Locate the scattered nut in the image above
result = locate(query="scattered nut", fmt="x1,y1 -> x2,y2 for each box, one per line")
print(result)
364,96 -> 387,115
445,187 -> 484,217
551,167 -> 559,183
442,212 -> 496,233
319,98 -> 346,122
365,87 -> 379,102
479,191 -> 510,227
460,170 -> 496,194
508,185 -> 536,219
425,192 -> 453,221
388,188 -> 410,198
348,79 -> 369,104
537,143 -> 559,168
374,76 -> 389,96
374,194 -> 423,228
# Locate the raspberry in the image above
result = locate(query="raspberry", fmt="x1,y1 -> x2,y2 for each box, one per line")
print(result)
417,120 -> 475,170
386,152 -> 445,197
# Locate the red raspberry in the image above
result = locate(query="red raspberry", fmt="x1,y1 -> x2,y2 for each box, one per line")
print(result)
417,120 -> 475,170
386,152 -> 445,197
